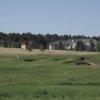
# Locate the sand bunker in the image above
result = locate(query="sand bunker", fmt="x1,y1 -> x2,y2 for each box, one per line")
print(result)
24,59 -> 47,62
64,57 -> 96,66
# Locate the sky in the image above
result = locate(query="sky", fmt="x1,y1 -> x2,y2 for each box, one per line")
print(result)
0,0 -> 100,36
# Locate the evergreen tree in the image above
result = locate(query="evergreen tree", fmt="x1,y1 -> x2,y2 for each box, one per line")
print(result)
96,42 -> 100,52
76,41 -> 85,51
90,40 -> 95,51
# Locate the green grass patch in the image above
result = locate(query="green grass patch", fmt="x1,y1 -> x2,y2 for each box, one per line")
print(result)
0,54 -> 100,100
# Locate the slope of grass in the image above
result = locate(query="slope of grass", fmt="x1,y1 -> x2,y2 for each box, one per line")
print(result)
0,53 -> 100,100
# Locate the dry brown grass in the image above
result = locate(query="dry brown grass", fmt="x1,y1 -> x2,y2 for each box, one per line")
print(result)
0,48 -> 100,56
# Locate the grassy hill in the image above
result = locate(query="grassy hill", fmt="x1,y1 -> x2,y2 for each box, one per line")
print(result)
0,48 -> 100,100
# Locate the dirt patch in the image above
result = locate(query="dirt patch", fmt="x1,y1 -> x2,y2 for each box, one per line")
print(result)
64,57 -> 97,66
54,58 -> 60,61
76,62 -> 91,66
87,62 -> 97,66
65,58 -> 74,61
24,59 -> 34,61
64,57 -> 90,62
24,59 -> 47,62
38,59 -> 47,62
76,62 -> 96,66
63,59 -> 77,64
79,57 -> 91,60
64,58 -> 79,63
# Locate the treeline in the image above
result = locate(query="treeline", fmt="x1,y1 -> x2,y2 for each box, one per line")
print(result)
0,32 -> 100,49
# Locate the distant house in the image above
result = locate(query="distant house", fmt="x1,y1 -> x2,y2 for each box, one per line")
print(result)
21,41 -> 34,49
49,39 -> 97,51
0,40 -> 4,47
77,39 -> 97,51
21,42 -> 26,49
49,40 -> 75,50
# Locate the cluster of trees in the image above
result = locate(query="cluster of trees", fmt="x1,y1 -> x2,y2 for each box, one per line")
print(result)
0,32 -> 100,51
75,40 -> 96,51
97,42 -> 100,52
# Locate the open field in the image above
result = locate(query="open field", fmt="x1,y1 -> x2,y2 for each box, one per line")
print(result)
0,48 -> 100,100
0,48 -> 100,55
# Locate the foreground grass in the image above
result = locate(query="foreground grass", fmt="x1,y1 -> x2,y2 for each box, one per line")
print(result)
0,53 -> 100,100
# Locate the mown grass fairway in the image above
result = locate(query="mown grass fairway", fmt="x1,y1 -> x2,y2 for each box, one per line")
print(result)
0,48 -> 100,100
